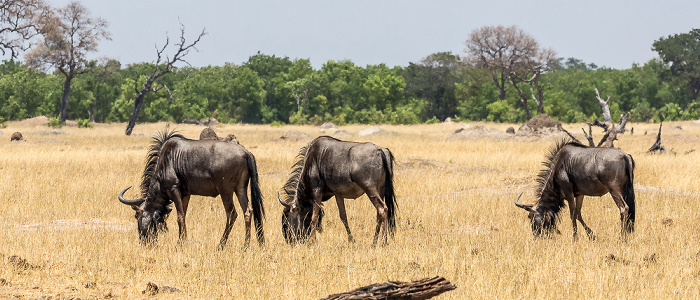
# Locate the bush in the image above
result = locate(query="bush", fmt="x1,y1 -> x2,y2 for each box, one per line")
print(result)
288,111 -> 308,125
425,116 -> 439,124
270,120 -> 285,127
48,118 -> 63,128
77,118 -> 93,128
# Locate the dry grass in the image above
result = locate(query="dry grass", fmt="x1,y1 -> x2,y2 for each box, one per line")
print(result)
0,120 -> 699,299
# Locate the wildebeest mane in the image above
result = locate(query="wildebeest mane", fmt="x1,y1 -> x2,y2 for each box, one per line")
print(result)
534,138 -> 587,216
282,143 -> 311,205
140,129 -> 186,198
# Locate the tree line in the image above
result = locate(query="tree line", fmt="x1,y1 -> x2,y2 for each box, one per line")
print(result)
1,1 -> 699,128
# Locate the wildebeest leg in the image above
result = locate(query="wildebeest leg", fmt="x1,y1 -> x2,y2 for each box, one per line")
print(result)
219,190 -> 238,249
182,195 -> 191,216
307,189 -> 323,244
168,186 -> 187,242
235,188 -> 253,250
574,195 -> 595,240
335,196 -> 355,243
609,188 -> 631,240
367,191 -> 389,247
565,195 -> 579,241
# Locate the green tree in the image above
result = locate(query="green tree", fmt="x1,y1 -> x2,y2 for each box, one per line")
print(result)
653,29 -> 700,102
402,52 -> 460,120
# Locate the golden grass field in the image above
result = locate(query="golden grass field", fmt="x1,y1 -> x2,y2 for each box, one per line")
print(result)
0,119 -> 699,299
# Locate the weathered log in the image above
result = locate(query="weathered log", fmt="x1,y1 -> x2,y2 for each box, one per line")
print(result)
321,276 -> 456,300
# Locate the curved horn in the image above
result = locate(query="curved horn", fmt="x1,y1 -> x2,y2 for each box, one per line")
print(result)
278,192 -> 291,209
118,186 -> 145,206
514,192 -> 534,212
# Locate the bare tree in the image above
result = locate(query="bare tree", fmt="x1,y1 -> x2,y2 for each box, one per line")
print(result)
510,48 -> 557,117
0,0 -> 49,59
465,25 -> 556,119
125,24 -> 206,136
24,1 -> 109,123
593,87 -> 629,133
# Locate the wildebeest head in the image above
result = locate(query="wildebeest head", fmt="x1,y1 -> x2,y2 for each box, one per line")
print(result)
278,193 -> 323,244
515,193 -> 557,237
119,185 -> 171,244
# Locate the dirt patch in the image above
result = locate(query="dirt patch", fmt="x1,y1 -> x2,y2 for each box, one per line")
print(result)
447,125 -> 511,140
12,219 -> 131,231
516,114 -> 565,137
272,130 -> 312,142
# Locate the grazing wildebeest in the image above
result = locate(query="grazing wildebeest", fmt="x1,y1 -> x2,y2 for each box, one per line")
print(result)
515,139 -> 635,240
118,129 -> 264,248
278,136 -> 396,246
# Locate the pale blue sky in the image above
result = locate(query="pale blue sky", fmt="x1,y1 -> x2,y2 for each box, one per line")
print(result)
20,0 -> 700,69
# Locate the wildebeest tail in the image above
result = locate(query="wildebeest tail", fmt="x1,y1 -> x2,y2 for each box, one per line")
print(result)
246,152 -> 265,244
624,154 -> 635,232
380,149 -> 397,236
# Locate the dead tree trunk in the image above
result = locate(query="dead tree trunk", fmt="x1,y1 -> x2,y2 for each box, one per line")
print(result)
510,76 -> 533,119
594,87 -> 629,133
617,112 -> 629,133
125,24 -> 206,135
648,121 -> 665,153
597,124 -> 618,147
595,87 -> 612,124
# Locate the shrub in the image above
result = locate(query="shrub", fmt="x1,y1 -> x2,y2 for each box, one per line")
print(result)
77,118 -> 93,128
48,118 -> 63,128
425,116 -> 439,124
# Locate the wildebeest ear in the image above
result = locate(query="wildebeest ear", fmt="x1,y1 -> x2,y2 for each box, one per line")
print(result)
130,205 -> 141,212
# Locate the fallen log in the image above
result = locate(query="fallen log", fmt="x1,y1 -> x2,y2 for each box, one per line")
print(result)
321,276 -> 456,300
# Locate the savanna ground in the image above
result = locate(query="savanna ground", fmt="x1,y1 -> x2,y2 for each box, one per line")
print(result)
0,119 -> 699,299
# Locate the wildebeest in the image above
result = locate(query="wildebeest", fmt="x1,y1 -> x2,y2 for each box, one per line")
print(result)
278,136 -> 396,246
118,129 -> 264,248
515,139 -> 635,240
200,128 -> 239,144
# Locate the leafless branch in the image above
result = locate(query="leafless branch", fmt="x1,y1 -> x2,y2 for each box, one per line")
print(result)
581,124 -> 595,147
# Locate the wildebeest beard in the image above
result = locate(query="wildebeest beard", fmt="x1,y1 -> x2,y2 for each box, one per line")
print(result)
528,208 -> 558,237
281,201 -> 324,244
135,182 -> 173,244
